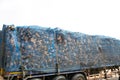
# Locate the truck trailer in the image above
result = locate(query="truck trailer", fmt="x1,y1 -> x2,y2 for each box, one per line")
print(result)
0,25 -> 120,80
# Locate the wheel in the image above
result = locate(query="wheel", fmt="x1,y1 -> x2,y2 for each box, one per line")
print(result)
71,74 -> 86,80
53,75 -> 66,80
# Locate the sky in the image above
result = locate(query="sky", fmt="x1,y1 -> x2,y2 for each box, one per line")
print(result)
0,0 -> 120,39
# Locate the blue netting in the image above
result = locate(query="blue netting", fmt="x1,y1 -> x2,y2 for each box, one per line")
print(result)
2,25 -> 120,73
3,25 -> 21,71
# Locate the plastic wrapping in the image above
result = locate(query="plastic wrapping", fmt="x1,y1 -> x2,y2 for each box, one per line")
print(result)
2,25 -> 120,73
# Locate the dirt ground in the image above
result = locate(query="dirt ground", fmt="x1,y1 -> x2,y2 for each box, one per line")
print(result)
87,71 -> 119,80
0,76 -> 4,80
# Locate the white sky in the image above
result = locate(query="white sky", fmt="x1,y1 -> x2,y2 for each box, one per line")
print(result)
0,0 -> 120,39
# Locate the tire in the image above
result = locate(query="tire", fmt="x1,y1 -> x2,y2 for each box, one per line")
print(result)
71,74 -> 86,80
53,75 -> 66,80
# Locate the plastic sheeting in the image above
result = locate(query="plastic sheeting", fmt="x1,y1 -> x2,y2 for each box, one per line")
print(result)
2,25 -> 120,73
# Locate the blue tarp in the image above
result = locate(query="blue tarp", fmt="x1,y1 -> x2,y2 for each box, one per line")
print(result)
2,25 -> 120,73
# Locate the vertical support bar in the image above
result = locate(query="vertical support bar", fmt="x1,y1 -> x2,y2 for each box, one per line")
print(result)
54,31 -> 60,75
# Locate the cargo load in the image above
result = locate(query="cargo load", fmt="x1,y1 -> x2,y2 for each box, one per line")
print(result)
1,25 -> 120,72
0,25 -> 120,80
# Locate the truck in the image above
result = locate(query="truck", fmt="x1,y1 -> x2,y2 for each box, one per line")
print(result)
0,24 -> 120,80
